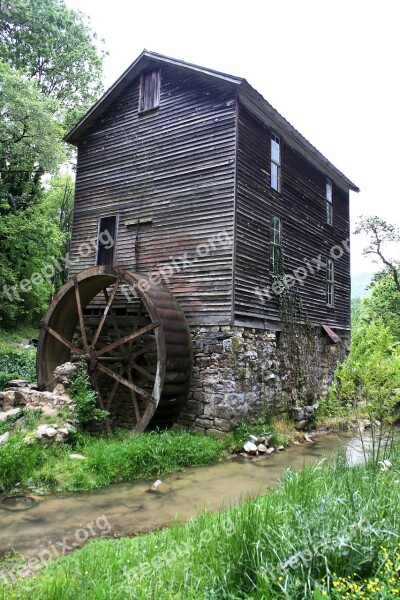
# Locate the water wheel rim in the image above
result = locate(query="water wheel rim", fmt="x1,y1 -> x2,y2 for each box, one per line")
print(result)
36,266 -> 167,433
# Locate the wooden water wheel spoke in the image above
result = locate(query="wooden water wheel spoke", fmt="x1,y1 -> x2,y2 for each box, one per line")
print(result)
97,322 -> 159,357
97,356 -> 124,363
126,369 -> 141,423
130,362 -> 156,381
73,278 -> 88,349
129,300 -> 143,352
92,376 -> 112,435
105,373 -> 121,411
103,289 -> 122,341
43,324 -> 82,355
97,362 -> 155,403
38,266 -> 191,433
131,342 -> 157,360
92,277 -> 121,348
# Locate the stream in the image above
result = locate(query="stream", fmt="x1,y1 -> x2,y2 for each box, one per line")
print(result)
0,433 -> 363,558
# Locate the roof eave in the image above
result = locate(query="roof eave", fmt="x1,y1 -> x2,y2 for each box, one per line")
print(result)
238,82 -> 360,193
64,50 -> 359,194
64,50 -> 242,145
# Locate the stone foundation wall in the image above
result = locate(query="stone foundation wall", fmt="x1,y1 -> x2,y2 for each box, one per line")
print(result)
177,324 -> 349,434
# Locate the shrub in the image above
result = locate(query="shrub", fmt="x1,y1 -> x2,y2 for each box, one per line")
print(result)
67,364 -> 109,425
328,321 -> 400,417
0,346 -> 36,390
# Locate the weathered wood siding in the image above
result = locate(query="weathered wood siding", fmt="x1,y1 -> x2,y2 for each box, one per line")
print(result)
69,64 -> 237,325
234,105 -> 350,329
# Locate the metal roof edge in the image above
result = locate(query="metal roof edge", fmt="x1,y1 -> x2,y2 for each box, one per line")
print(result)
238,82 -> 359,193
64,51 -> 360,193
64,50 -> 242,144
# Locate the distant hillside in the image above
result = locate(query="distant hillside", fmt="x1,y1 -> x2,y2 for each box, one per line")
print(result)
351,272 -> 373,298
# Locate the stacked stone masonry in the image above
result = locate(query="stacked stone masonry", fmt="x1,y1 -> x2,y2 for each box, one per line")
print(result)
177,325 -> 349,434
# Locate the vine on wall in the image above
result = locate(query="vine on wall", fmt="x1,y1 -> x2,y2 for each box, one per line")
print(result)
272,246 -> 321,410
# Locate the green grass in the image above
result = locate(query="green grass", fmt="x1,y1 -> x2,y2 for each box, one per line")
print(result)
0,326 -> 39,347
1,441 -> 399,599
0,326 -> 38,390
0,428 -> 224,494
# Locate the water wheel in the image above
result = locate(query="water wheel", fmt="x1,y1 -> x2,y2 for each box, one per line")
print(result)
36,266 -> 192,433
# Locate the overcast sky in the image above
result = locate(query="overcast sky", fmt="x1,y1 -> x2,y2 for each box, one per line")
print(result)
66,0 -> 400,280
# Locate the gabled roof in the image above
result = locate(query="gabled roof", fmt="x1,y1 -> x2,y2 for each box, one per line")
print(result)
65,50 -> 359,193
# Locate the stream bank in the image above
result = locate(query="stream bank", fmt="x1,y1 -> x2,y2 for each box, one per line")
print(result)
0,432 -> 361,559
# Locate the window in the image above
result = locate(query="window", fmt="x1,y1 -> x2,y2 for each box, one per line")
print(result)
96,215 -> 117,266
326,258 -> 334,306
139,70 -> 160,113
271,134 -> 281,192
326,177 -> 333,225
270,215 -> 282,273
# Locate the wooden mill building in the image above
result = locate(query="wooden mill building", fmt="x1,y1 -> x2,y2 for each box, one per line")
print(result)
63,51 -> 359,433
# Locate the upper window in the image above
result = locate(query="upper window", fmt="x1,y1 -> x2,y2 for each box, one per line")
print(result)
139,70 -> 160,113
270,215 -> 282,273
96,215 -> 117,266
271,134 -> 281,192
326,177 -> 333,225
326,258 -> 334,306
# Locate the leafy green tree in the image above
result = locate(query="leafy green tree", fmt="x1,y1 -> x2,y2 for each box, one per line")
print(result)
0,201 -> 64,326
327,320 -> 400,461
0,1 -> 106,328
362,273 -> 400,340
330,321 -> 400,409
0,0 -> 105,128
0,60 -> 65,212
351,297 -> 363,332
42,174 -> 74,286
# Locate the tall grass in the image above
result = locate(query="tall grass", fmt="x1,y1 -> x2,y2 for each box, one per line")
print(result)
2,442 -> 399,599
0,429 -> 224,494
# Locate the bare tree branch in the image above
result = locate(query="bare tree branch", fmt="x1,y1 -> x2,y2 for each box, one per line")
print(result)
355,216 -> 400,292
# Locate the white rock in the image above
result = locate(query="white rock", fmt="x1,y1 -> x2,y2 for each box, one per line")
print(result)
378,459 -> 392,471
0,408 -> 20,422
151,479 -> 163,491
69,453 -> 87,460
150,479 -> 171,494
304,433 -> 315,443
0,432 -> 10,445
40,406 -> 58,417
249,434 -> 258,442
266,447 -> 275,454
257,443 -> 267,453
36,425 -> 58,438
243,441 -> 257,454
36,425 -> 48,438
278,445 -> 285,451
45,427 -> 57,438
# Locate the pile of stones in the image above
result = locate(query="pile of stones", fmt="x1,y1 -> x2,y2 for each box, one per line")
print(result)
242,433 -> 285,456
0,363 -> 78,445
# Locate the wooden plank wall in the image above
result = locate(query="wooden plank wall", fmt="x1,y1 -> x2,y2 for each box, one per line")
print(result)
234,105 -> 350,329
68,65 -> 237,325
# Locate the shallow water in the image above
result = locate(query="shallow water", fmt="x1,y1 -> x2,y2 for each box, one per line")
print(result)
0,433 -> 362,557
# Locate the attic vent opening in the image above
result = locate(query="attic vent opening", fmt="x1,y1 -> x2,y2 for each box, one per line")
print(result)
139,70 -> 160,113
